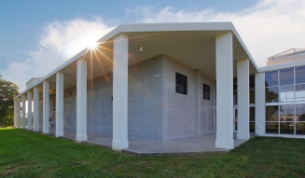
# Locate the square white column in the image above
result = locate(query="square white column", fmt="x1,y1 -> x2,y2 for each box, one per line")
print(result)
22,95 -> 26,129
33,87 -> 39,131
17,98 -> 20,128
237,59 -> 250,140
112,34 -> 129,151
43,81 -> 50,134
255,73 -> 265,135
215,32 -> 234,149
194,69 -> 202,135
14,100 -> 17,128
56,72 -> 64,137
76,59 -> 88,142
27,91 -> 33,130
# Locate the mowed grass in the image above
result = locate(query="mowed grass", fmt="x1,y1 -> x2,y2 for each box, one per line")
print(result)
0,128 -> 305,177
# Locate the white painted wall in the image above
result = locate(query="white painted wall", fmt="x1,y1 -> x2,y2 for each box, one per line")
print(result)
63,55 -> 164,140
200,74 -> 216,134
162,55 -> 195,140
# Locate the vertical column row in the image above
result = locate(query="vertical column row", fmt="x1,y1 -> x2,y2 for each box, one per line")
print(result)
33,87 -> 39,131
56,72 -> 64,137
14,100 -> 17,128
22,95 -> 26,129
215,32 -> 234,149
76,59 -> 88,142
17,98 -> 20,128
28,91 -> 33,130
237,59 -> 250,139
43,81 -> 50,134
255,73 -> 265,135
112,34 -> 129,151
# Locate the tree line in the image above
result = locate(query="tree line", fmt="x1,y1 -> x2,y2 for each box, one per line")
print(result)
0,75 -> 19,127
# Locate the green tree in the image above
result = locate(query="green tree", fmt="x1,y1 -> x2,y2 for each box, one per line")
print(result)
0,75 -> 19,127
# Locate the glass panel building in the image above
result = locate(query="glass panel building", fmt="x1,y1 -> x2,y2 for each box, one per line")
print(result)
265,66 -> 305,136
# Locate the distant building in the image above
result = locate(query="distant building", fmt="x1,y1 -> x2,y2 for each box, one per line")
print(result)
267,48 -> 305,66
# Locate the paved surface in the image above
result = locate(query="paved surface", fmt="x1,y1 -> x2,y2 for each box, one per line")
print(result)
83,133 -> 251,155
24,127 -> 251,155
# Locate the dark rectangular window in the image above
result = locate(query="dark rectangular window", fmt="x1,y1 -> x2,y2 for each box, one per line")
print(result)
249,107 -> 255,133
279,105 -> 295,121
176,72 -> 187,95
296,84 -> 305,101
266,87 -> 279,102
266,122 -> 279,134
265,71 -> 278,87
266,106 -> 279,121
279,68 -> 294,86
250,75 -> 255,89
203,84 -> 210,100
279,85 -> 294,102
296,66 -> 305,84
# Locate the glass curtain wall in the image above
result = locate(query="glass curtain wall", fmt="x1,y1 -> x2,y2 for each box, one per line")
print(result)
265,66 -> 305,135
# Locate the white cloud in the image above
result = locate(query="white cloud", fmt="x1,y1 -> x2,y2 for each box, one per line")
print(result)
135,0 -> 305,67
1,18 -> 113,91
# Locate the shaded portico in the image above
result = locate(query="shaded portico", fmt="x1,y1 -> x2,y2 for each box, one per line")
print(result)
14,23 -> 259,151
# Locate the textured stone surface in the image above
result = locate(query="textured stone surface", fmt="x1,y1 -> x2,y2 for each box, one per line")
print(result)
163,55 -> 195,140
162,55 -> 216,140
41,54 -> 216,141
201,74 -> 216,133
62,55 -> 164,140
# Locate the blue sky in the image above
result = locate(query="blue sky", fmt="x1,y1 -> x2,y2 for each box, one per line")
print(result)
0,0 -> 305,91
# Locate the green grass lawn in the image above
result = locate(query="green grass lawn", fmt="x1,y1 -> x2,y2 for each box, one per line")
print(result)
0,128 -> 305,178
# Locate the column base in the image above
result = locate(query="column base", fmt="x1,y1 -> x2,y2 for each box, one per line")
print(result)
112,140 -> 129,151
33,128 -> 39,132
76,134 -> 88,142
56,132 -> 64,138
215,139 -> 234,149
237,133 -> 250,140
43,128 -> 49,134
28,127 -> 32,130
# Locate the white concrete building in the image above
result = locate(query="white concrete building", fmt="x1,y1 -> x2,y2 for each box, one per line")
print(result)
13,23 -> 305,153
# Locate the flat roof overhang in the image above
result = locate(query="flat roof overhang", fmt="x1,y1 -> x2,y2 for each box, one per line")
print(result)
15,22 -> 259,99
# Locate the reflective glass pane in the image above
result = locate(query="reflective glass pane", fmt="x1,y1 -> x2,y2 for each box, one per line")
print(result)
296,122 -> 305,135
295,84 -> 305,102
266,106 -> 279,121
295,66 -> 305,84
280,122 -> 294,134
265,71 -> 278,87
279,105 -> 295,121
250,89 -> 255,104
296,104 -> 305,121
266,87 -> 278,102
279,85 -> 294,102
279,68 -> 294,86
249,122 -> 255,133
250,107 -> 255,121
266,122 -> 278,134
